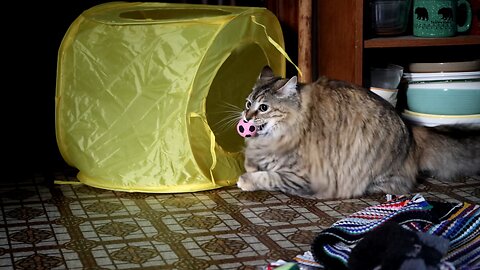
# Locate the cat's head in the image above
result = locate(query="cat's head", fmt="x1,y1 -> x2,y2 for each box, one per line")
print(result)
242,66 -> 301,137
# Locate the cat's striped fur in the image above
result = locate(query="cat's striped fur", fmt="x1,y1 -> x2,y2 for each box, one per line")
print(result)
237,66 -> 480,199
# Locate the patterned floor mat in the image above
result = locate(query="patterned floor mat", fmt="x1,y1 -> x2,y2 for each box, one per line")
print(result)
0,170 -> 478,270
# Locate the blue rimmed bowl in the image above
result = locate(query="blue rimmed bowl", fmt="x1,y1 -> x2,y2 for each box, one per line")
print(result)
406,81 -> 480,115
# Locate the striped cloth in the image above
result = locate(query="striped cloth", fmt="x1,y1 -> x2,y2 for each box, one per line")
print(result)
311,194 -> 480,270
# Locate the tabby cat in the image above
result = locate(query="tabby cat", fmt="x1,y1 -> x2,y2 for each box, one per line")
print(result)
236,65 -> 480,199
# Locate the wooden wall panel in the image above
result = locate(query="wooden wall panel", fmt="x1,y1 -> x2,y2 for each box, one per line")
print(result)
316,0 -> 363,84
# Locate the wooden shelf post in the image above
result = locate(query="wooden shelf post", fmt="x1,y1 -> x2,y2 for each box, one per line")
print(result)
298,0 -> 312,82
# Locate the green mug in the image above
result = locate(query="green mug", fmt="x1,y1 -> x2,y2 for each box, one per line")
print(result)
413,0 -> 472,37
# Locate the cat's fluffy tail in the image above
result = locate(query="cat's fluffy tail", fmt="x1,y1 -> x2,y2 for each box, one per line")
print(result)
412,125 -> 480,180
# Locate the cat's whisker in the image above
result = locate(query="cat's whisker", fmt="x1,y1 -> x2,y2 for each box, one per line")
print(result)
210,113 -> 242,134
218,101 -> 243,111
207,101 -> 244,134
209,110 -> 242,115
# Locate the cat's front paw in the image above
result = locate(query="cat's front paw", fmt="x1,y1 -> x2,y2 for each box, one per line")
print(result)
237,174 -> 257,191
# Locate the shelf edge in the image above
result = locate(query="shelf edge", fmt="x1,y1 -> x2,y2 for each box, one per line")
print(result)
364,35 -> 480,48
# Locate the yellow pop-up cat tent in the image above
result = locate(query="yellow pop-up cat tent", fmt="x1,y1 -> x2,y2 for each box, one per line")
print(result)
55,2 -> 286,192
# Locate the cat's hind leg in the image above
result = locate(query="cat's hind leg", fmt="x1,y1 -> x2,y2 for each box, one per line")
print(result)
237,171 -> 314,196
365,174 -> 416,196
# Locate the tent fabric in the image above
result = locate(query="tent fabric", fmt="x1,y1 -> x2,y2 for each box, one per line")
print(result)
55,2 -> 286,192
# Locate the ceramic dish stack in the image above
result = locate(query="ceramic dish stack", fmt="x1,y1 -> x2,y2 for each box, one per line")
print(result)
401,59 -> 480,127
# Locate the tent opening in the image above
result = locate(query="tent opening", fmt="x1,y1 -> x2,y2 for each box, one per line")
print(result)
206,43 -> 268,153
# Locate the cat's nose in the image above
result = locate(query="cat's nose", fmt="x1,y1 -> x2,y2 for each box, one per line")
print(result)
244,110 -> 256,121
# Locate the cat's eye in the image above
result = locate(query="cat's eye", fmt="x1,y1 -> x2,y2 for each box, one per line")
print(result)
259,104 -> 269,112
245,100 -> 252,109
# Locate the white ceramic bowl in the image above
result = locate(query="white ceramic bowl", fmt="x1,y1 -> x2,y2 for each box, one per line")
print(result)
409,59 -> 480,73
401,110 -> 480,127
403,71 -> 480,82
370,87 -> 398,106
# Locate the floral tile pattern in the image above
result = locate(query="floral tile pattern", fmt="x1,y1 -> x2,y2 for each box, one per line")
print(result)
0,169 -> 478,269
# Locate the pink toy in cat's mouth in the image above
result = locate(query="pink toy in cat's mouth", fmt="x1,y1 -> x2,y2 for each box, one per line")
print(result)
237,119 -> 257,137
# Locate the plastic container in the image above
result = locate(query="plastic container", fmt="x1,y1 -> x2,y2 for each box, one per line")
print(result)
370,64 -> 404,89
371,0 -> 411,35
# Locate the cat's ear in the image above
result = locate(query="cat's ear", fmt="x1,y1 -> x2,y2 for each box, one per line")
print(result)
259,65 -> 274,79
276,76 -> 298,97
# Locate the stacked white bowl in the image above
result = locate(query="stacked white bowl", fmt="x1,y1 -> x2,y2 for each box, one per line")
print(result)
401,59 -> 480,127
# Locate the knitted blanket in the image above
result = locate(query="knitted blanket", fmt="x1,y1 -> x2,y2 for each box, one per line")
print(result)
311,194 -> 479,270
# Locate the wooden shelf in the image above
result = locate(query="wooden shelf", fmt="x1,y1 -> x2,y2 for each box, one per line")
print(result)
364,35 -> 480,48
317,0 -> 480,86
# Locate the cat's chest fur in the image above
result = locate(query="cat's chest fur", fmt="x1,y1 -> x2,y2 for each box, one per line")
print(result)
244,139 -> 299,171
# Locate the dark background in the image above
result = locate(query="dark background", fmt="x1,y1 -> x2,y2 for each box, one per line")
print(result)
5,1 -> 105,179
